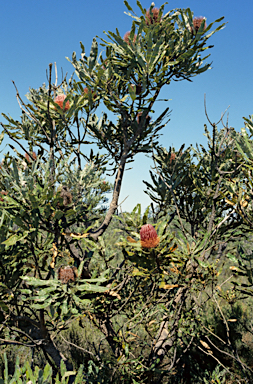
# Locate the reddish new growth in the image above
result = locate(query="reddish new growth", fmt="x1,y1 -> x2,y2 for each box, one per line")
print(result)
137,112 -> 151,125
54,94 -> 70,111
192,17 -> 207,33
145,7 -> 162,25
58,266 -> 77,284
140,224 -> 160,248
169,152 -> 176,163
0,190 -> 8,202
84,87 -> 97,98
25,151 -> 37,163
123,31 -> 137,45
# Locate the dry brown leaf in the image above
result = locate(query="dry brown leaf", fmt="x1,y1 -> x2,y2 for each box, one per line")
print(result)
164,284 -> 179,290
200,340 -> 212,352
62,232 -> 89,239
50,243 -> 58,268
127,236 -> 137,243
128,331 -> 139,337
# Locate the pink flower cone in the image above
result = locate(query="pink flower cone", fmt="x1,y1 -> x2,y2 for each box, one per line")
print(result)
123,31 -> 137,45
54,94 -> 70,111
145,8 -> 162,25
140,224 -> 160,248
192,17 -> 207,33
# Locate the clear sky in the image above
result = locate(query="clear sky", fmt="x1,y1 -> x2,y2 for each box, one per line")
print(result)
1,0 -> 253,212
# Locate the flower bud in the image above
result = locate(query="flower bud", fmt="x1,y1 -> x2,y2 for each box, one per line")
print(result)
140,224 -> 160,248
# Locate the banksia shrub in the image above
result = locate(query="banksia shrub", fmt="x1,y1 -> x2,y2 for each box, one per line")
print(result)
54,94 -> 70,111
58,266 -> 77,284
123,31 -> 137,45
145,7 -> 162,25
140,224 -> 160,248
192,17 -> 207,33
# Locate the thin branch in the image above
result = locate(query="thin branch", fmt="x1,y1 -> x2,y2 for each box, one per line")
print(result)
59,333 -> 100,361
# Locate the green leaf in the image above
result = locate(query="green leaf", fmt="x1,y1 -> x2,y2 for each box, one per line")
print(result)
1,231 -> 32,246
0,131 -> 4,146
0,301 -> 9,312
22,276 -> 59,287
88,38 -> 98,72
128,84 -> 136,101
124,0 -> 134,12
136,0 -> 145,15
198,260 -> 208,268
77,283 -> 108,293
227,253 -> 238,264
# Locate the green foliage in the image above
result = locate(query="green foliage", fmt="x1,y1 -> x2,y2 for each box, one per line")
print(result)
0,354 -> 83,384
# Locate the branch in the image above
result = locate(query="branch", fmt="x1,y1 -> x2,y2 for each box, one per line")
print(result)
89,151 -> 128,239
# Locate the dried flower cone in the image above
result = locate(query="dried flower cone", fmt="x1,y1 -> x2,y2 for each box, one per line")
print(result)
123,31 -> 137,45
131,84 -> 142,95
137,112 -> 151,125
145,7 -> 162,25
54,94 -> 70,111
58,266 -> 77,284
140,224 -> 160,248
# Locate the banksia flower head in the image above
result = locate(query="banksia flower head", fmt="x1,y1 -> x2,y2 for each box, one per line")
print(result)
123,31 -> 137,45
140,224 -> 160,248
54,94 -> 70,111
192,17 -> 207,33
145,7 -> 162,25
58,266 -> 77,284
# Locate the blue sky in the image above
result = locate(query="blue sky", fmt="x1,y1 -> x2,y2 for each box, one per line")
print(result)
1,0 -> 253,212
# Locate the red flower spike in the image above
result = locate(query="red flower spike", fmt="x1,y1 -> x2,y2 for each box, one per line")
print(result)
54,94 -> 70,111
140,224 -> 160,248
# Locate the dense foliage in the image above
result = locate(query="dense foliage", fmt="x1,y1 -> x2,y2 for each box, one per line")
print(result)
1,1 -> 253,383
